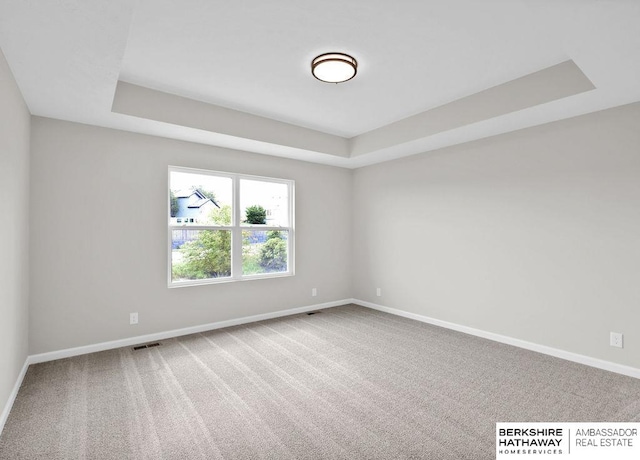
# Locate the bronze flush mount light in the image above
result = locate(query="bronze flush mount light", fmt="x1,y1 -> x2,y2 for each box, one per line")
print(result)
311,52 -> 358,83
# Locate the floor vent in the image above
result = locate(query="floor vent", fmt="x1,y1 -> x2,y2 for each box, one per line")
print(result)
307,311 -> 322,315
133,342 -> 161,350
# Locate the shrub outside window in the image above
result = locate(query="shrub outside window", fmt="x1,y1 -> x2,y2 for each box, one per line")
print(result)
169,166 -> 294,287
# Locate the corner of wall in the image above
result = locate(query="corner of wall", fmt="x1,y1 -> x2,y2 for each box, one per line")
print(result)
0,45 -> 31,435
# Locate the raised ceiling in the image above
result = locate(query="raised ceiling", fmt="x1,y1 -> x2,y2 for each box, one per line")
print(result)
1,0 -> 639,168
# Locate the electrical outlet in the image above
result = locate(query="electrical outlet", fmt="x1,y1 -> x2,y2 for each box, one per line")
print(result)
376,287 -> 381,297
130,312 -> 138,325
610,332 -> 623,348
311,288 -> 317,297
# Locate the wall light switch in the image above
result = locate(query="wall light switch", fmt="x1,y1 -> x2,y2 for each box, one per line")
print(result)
311,288 -> 317,297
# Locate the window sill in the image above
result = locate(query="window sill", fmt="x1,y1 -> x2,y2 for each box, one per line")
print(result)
168,271 -> 294,289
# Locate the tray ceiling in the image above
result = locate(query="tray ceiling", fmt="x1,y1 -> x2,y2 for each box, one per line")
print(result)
1,0 -> 639,168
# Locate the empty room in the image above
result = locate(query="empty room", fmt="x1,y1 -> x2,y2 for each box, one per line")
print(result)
1,1 -> 639,459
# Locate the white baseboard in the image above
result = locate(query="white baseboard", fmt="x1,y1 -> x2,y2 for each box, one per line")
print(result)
0,358 -> 29,436
353,299 -> 640,380
29,299 -> 351,365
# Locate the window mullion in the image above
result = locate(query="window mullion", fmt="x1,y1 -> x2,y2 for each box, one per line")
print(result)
239,226 -> 290,231
232,176 -> 242,279
169,225 -> 233,231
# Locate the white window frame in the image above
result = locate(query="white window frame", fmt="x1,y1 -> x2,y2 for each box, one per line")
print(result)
168,165 -> 295,288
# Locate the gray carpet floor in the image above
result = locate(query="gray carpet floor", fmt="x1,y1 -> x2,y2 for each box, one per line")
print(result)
1,304 -> 639,459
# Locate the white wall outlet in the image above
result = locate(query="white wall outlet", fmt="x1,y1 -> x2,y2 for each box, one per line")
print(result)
376,287 -> 382,297
130,312 -> 138,325
610,332 -> 623,348
311,288 -> 317,297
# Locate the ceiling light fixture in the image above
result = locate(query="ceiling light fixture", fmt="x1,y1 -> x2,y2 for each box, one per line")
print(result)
311,52 -> 358,83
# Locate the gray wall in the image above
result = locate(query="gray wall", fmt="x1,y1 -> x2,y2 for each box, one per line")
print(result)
13,79 -> 640,371
0,49 -> 30,417
352,102 -> 640,368
29,118 -> 352,354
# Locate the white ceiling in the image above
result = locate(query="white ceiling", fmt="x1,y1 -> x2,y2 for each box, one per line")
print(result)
1,0 -> 639,168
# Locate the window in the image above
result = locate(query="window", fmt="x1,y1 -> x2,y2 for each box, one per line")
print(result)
168,166 -> 294,287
